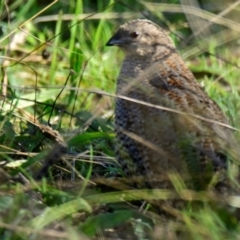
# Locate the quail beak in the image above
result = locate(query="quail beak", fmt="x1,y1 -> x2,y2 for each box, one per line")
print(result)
106,33 -> 124,46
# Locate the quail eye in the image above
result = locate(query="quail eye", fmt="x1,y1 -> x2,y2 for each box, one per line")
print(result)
130,31 -> 139,38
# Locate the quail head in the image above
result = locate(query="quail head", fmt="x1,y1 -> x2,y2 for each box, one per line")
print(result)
106,19 -> 237,189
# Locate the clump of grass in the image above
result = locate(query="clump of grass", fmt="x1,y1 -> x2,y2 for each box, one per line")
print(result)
0,0 -> 240,239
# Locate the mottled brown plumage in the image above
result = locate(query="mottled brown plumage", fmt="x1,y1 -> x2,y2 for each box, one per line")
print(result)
106,19 -> 236,189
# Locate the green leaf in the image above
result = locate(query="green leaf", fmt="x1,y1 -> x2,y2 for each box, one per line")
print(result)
68,132 -> 114,147
29,198 -> 92,230
80,210 -> 133,236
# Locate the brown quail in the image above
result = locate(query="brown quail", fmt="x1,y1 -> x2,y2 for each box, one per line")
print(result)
106,19 -> 237,190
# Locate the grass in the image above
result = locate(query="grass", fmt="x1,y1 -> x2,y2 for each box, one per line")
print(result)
1,0 -> 240,239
